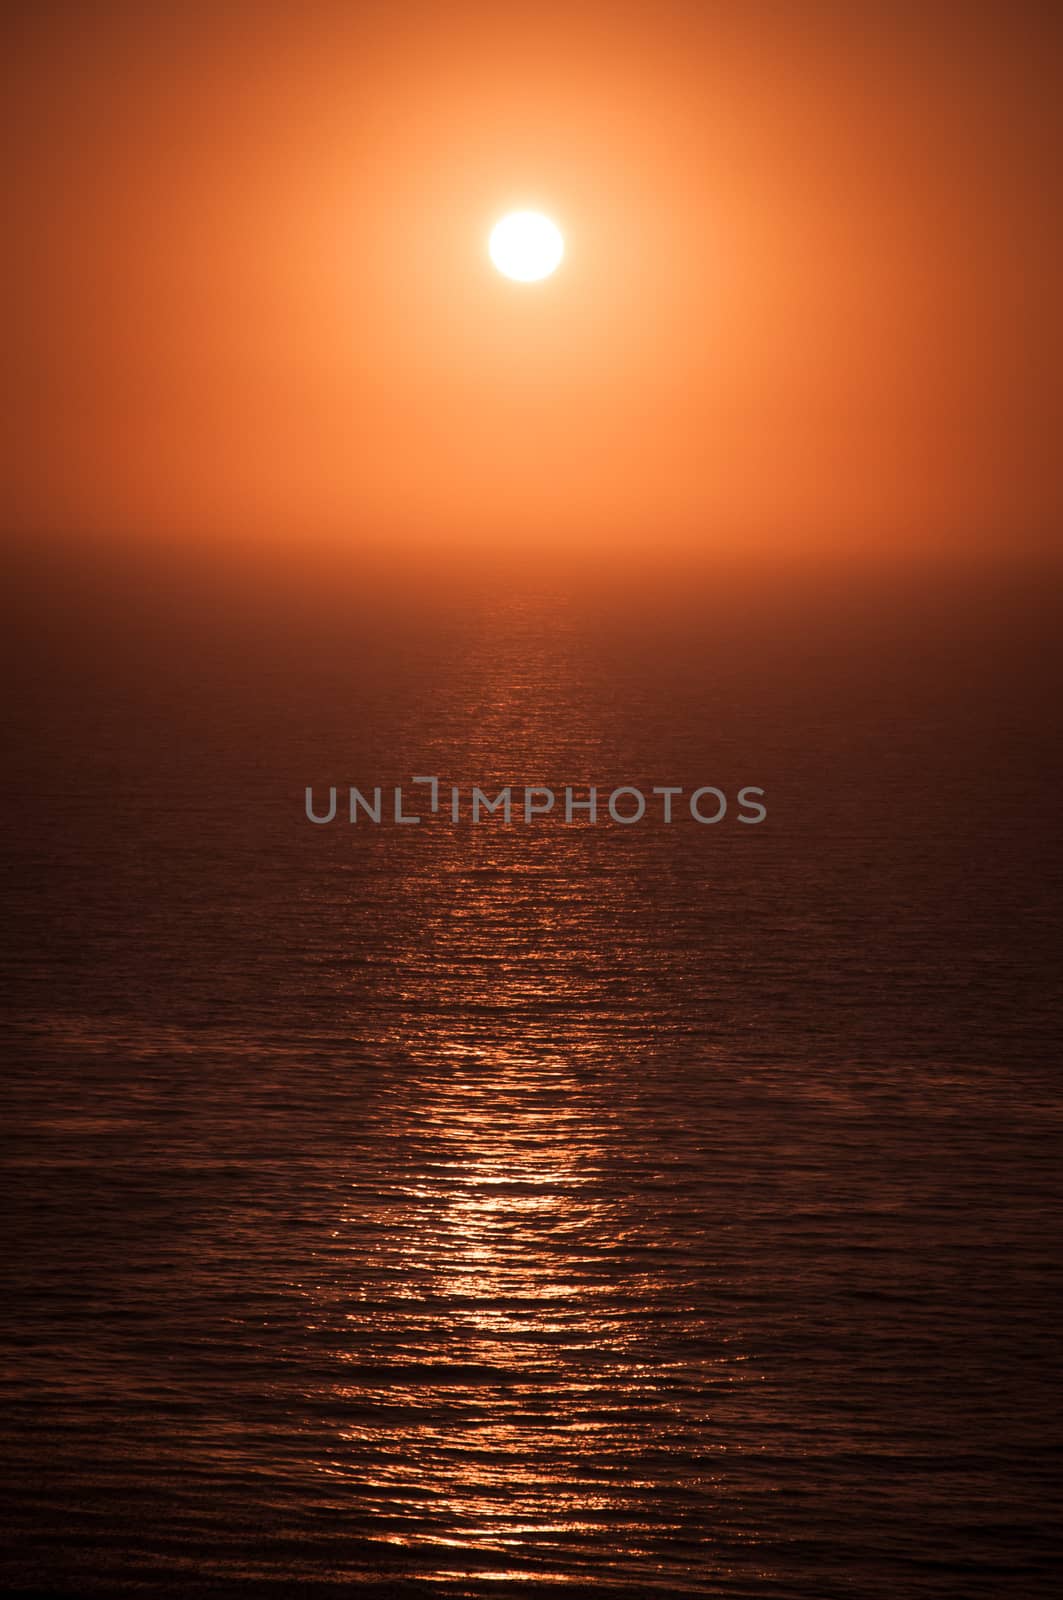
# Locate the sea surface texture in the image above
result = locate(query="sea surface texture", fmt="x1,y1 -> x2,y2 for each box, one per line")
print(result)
2,566 -> 1061,1597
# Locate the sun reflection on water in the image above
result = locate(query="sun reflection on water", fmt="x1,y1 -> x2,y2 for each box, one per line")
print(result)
292,604 -> 754,1588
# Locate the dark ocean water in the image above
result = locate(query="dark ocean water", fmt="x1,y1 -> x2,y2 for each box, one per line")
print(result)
2,560 -> 1061,1596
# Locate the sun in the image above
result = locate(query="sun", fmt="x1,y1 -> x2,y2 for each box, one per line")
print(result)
488,211 -> 564,282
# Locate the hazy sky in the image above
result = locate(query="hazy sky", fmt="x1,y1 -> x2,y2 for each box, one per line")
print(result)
9,0 -> 1056,569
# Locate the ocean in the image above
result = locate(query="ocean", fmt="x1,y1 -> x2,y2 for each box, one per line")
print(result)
2,557 -> 1060,1596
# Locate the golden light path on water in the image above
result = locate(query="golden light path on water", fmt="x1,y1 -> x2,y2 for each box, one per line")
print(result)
284,600 -> 759,1590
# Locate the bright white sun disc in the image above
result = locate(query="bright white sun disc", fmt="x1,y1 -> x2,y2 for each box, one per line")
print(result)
489,211 -> 564,281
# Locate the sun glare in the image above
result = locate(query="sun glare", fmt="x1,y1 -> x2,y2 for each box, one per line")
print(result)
488,211 -> 564,282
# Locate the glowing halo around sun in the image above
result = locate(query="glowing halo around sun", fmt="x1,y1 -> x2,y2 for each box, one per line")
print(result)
488,211 -> 564,281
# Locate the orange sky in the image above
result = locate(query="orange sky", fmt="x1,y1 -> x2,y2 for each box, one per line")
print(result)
9,1 -> 1056,569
